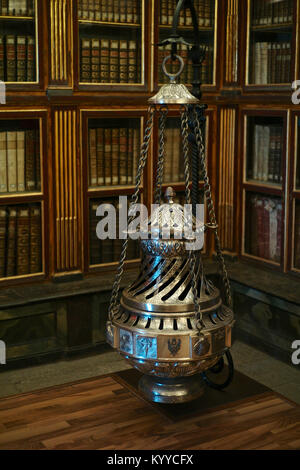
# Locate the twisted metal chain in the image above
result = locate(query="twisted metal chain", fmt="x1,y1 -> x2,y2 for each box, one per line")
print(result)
192,106 -> 232,308
108,106 -> 156,323
155,105 -> 168,204
181,106 -> 204,334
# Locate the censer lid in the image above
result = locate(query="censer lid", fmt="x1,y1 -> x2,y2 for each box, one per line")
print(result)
127,187 -> 204,241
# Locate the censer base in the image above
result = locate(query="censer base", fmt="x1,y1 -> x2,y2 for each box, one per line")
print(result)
138,374 -> 205,404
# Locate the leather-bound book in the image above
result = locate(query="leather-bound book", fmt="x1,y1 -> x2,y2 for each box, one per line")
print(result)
89,128 -> 97,187
0,132 -> 7,193
132,126 -> 140,183
107,0 -> 113,22
113,0 -> 120,22
81,0 -> 89,20
111,128 -> 119,185
96,127 -> 104,185
27,36 -> 36,82
275,201 -> 283,263
35,128 -> 41,191
104,128 -> 112,185
28,0 -> 35,16
160,0 -> 168,25
127,128 -> 133,185
6,206 -> 17,277
78,0 -> 83,19
7,131 -> 17,193
0,36 -> 4,81
17,205 -> 30,275
109,39 -> 119,83
101,0 -> 108,22
127,0 -> 134,23
29,204 -> 41,273
119,40 -> 128,83
119,128 -> 128,185
81,38 -> 91,82
17,131 -> 25,192
88,0 -> 95,20
133,0 -> 139,23
128,40 -> 137,83
17,36 -> 26,82
25,129 -> 36,190
6,35 -> 16,82
100,38 -> 109,83
91,38 -> 100,83
120,0 -> 126,23
255,196 -> 265,258
89,201 -> 101,265
0,207 -> 6,278
1,0 -> 8,15
94,0 -> 100,20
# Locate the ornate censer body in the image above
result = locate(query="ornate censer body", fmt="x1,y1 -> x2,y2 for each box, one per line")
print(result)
106,0 -> 234,404
107,193 -> 234,403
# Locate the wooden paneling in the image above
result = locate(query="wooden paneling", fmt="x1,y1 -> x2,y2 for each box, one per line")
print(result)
218,107 -> 236,252
53,108 -> 81,273
0,375 -> 299,450
49,0 -> 73,87
225,0 -> 239,84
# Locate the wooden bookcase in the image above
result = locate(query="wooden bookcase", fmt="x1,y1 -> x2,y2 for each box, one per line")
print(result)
1,0 -> 300,365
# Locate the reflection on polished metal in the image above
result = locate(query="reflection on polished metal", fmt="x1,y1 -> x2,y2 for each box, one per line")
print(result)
107,188 -> 234,404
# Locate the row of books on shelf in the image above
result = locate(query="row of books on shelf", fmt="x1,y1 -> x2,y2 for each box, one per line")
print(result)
249,124 -> 283,184
81,38 -> 139,84
160,0 -> 213,27
252,42 -> 291,84
0,130 -> 40,194
0,0 -> 34,17
90,199 -> 139,265
247,194 -> 282,263
0,35 -> 35,82
89,127 -> 140,187
0,203 -> 41,278
252,0 -> 293,27
163,127 -> 184,184
159,43 -> 213,85
78,0 -> 140,24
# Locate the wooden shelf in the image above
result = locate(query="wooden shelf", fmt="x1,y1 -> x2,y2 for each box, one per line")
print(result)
78,19 -> 141,28
251,23 -> 293,31
0,15 -> 34,21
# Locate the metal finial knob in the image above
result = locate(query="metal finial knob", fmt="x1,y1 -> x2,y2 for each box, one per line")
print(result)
165,187 -> 176,204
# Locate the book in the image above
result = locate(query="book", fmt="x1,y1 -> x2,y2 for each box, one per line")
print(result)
16,205 -> 30,275
81,0 -> 89,20
0,207 -> 6,277
119,40 -> 128,83
109,39 -> 119,83
26,36 -> 36,82
132,127 -> 140,184
29,204 -> 41,273
128,40 -> 137,83
25,129 -> 36,190
104,128 -> 112,184
127,128 -> 133,185
90,201 -> 101,265
6,35 -> 16,81
119,128 -> 128,185
6,206 -> 17,277
294,203 -> 300,268
101,0 -> 108,22
0,36 -> 4,81
16,131 -> 25,191
89,128 -> 97,186
88,0 -> 94,20
35,129 -> 41,190
111,128 -> 119,185
96,127 -> 104,185
100,38 -> 109,83
81,38 -> 91,82
7,131 -> 17,193
16,36 -> 26,82
0,132 -> 7,193
91,39 -> 100,83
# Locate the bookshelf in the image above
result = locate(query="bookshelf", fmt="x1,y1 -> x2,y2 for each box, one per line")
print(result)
0,0 -> 42,87
81,108 -> 149,273
245,0 -> 297,88
157,0 -> 217,87
0,110 -> 48,283
76,0 -> 147,89
241,109 -> 287,269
